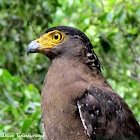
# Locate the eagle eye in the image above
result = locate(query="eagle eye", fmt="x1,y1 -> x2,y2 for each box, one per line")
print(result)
52,32 -> 63,43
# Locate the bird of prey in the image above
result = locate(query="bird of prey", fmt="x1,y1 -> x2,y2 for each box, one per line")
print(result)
27,26 -> 140,140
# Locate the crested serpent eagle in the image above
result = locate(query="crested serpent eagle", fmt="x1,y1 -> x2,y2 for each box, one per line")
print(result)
27,26 -> 140,140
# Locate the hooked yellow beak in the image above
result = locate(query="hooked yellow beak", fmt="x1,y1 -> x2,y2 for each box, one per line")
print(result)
27,30 -> 65,55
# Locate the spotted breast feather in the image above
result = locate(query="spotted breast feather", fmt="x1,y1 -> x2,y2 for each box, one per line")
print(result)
77,85 -> 140,140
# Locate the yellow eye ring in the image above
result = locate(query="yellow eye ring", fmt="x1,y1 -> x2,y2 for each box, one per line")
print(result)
52,32 -> 63,42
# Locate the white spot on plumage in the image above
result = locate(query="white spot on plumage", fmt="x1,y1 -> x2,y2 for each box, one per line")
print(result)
93,53 -> 97,59
84,130 -> 87,134
70,131 -> 73,134
91,63 -> 95,66
87,53 -> 92,57
77,132 -> 80,135
91,114 -> 94,117
96,110 -> 99,115
77,102 -> 90,137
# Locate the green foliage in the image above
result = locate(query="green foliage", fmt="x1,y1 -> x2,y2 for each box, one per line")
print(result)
0,69 -> 41,139
0,0 -> 140,139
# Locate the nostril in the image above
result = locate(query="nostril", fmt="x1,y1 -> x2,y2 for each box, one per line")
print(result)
37,41 -> 39,43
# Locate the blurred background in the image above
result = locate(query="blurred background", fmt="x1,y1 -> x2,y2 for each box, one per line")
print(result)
0,0 -> 140,139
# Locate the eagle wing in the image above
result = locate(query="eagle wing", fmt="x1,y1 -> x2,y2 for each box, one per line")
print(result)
77,85 -> 140,140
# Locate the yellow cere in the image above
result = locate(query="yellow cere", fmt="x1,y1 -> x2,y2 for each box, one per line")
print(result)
35,30 -> 65,49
